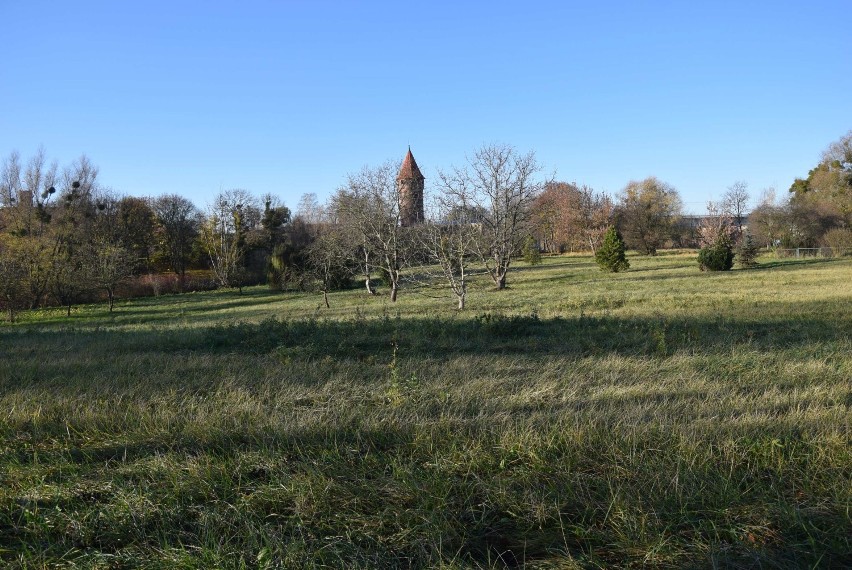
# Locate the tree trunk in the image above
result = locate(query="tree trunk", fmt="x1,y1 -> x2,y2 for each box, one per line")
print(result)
496,273 -> 506,290
457,293 -> 465,310
390,283 -> 398,302
66,303 -> 71,317
365,275 -> 375,295
108,290 -> 114,312
323,290 -> 330,308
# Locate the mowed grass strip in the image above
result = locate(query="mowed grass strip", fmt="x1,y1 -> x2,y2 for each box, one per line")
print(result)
1,252 -> 850,568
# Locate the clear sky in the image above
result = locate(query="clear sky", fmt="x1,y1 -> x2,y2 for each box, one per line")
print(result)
2,1 -> 849,214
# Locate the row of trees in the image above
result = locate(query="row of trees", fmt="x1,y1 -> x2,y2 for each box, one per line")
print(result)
0,145 -> 548,315
750,131 -> 851,250
2,133 -> 850,318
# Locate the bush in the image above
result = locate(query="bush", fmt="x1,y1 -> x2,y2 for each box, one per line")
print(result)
595,226 -> 630,272
522,236 -> 542,265
698,235 -> 734,271
736,233 -> 760,268
822,228 -> 852,257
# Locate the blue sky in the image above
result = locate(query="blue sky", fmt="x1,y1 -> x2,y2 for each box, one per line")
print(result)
1,1 -> 849,214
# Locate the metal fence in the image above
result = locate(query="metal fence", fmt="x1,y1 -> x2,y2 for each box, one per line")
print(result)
774,247 -> 852,258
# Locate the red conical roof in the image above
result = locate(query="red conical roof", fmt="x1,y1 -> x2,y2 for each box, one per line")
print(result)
397,147 -> 425,180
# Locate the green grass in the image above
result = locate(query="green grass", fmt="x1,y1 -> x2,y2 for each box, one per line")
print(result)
1,252 -> 850,568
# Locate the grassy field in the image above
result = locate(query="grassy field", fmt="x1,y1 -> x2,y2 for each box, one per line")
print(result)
1,252 -> 850,568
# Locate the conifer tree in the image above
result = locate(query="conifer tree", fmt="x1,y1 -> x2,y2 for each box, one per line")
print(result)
736,232 -> 760,268
522,235 -> 542,265
595,226 -> 630,272
698,234 -> 735,271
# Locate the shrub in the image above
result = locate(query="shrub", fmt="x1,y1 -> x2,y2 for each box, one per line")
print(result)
698,235 -> 734,271
736,233 -> 760,268
595,226 -> 630,272
522,236 -> 542,265
822,228 -> 852,257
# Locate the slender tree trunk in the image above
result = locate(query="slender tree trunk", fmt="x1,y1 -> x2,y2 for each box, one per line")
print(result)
390,282 -> 398,302
363,249 -> 375,295
66,303 -> 71,317
457,293 -> 465,310
108,289 -> 114,312
323,289 -> 330,308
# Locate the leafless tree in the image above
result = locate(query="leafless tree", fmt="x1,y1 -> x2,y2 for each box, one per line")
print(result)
722,181 -> 750,239
200,189 -> 260,289
306,226 -> 351,308
697,201 -> 734,247
418,216 -> 481,310
83,238 -> 136,311
438,144 -> 544,289
333,163 -> 411,301
152,194 -> 199,287
0,151 -> 22,207
296,192 -> 325,225
0,243 -> 27,322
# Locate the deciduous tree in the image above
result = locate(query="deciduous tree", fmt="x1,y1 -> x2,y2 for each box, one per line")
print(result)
152,194 -> 199,287
722,181 -> 750,239
439,144 -> 544,289
334,163 -> 411,301
200,189 -> 259,290
615,177 -> 683,255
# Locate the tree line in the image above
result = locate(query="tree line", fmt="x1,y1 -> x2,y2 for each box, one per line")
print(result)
1,134 -> 850,320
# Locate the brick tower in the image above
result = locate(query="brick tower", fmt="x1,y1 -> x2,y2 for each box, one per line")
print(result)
397,147 -> 425,227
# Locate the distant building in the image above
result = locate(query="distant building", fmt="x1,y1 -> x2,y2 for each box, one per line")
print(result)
397,147 -> 425,227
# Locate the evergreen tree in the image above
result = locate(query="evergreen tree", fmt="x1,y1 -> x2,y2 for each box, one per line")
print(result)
736,233 -> 760,268
698,234 -> 735,271
522,235 -> 542,265
595,226 -> 630,272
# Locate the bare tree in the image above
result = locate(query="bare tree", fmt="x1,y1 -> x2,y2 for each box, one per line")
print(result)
84,238 -> 136,311
0,151 -> 22,207
152,194 -> 199,288
0,242 -> 27,321
306,226 -> 351,308
439,144 -> 544,289
334,163 -> 411,301
419,220 -> 481,310
331,189 -> 377,295
296,192 -> 325,225
722,181 -> 750,239
697,201 -> 734,247
200,189 -> 259,290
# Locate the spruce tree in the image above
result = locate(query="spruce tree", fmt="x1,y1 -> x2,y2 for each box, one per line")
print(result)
596,226 -> 630,272
736,232 -> 759,268
523,235 -> 542,265
698,234 -> 735,271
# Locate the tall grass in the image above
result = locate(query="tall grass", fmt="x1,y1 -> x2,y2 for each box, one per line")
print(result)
1,252 -> 850,568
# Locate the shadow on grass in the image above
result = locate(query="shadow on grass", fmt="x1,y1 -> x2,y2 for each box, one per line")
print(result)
750,257 -> 844,270
3,298 -> 848,367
